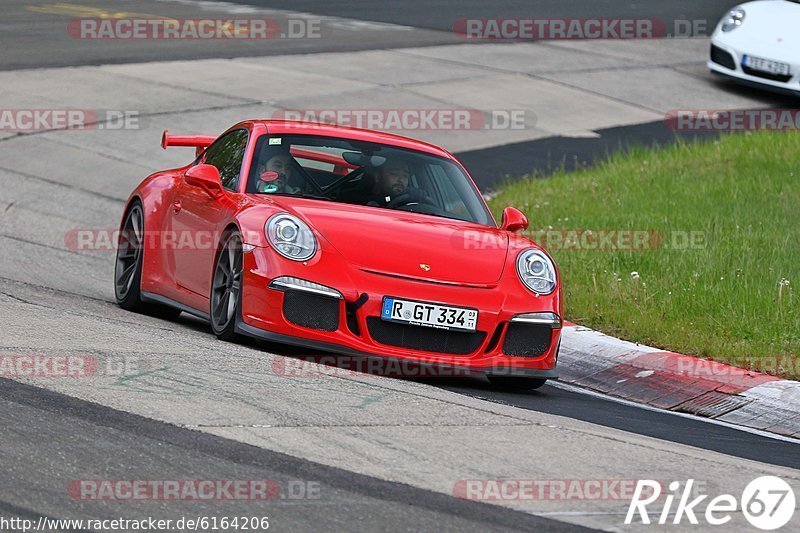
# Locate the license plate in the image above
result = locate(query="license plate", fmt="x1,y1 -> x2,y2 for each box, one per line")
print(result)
381,297 -> 478,332
743,55 -> 790,76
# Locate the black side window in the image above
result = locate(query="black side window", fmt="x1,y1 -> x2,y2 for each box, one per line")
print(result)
202,129 -> 248,191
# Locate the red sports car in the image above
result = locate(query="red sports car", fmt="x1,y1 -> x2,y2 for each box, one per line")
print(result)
114,120 -> 562,389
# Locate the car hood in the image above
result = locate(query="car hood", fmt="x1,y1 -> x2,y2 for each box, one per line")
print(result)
279,199 -> 509,285
724,1 -> 800,50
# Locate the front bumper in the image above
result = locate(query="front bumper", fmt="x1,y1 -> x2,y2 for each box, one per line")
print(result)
237,245 -> 561,378
708,38 -> 800,97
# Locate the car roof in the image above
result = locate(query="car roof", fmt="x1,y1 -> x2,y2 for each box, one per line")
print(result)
243,120 -> 455,159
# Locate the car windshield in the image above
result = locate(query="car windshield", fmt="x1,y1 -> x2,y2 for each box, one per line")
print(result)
245,134 -> 493,226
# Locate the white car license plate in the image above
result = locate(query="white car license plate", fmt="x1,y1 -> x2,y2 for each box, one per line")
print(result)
381,297 -> 478,332
743,55 -> 791,76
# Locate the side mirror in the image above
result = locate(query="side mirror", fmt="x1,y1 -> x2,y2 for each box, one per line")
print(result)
185,164 -> 223,198
501,206 -> 528,233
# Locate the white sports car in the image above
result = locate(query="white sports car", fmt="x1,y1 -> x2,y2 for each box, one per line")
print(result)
708,1 -> 800,97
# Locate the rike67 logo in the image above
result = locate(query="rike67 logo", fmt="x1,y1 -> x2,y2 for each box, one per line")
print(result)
626,477 -> 795,530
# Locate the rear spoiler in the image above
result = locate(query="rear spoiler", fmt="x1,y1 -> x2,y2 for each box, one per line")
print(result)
161,130 -> 216,157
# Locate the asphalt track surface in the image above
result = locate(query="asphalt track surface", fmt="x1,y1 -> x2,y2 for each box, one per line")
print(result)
235,0 -> 739,33
4,0 -> 777,186
456,120 -> 720,190
439,380 -> 800,470
2,1 -> 799,531
1,0 -> 457,70
0,378 -> 582,532
3,0 -> 736,70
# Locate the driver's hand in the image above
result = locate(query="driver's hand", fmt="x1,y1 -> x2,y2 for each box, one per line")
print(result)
388,187 -> 432,207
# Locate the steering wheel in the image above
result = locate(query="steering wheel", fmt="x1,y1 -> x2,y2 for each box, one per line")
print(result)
386,189 -> 437,209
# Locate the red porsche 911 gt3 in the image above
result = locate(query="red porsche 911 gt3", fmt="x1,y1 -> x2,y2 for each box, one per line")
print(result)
114,120 -> 562,389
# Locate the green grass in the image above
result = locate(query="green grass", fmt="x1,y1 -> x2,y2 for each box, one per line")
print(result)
488,131 -> 799,378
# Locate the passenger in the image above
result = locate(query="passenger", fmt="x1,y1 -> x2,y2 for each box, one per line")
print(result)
255,146 -> 301,194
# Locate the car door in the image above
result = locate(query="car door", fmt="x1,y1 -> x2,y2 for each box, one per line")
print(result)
171,129 -> 248,301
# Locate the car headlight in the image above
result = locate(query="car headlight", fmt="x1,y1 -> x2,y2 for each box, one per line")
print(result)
721,7 -> 745,32
516,249 -> 557,295
265,213 -> 317,261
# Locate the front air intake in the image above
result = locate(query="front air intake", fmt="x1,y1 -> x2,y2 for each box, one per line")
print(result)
502,323 -> 552,357
710,44 -> 736,70
283,291 -> 340,331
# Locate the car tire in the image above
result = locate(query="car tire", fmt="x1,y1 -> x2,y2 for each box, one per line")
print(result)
114,201 -> 181,319
210,229 -> 243,342
487,376 -> 548,391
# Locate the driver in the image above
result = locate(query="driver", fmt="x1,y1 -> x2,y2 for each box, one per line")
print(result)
366,157 -> 430,207
254,145 -> 302,194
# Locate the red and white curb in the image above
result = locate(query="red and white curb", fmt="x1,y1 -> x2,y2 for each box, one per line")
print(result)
558,324 -> 800,439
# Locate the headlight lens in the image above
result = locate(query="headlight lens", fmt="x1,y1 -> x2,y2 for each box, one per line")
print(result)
721,7 -> 745,32
265,213 -> 316,261
516,249 -> 557,295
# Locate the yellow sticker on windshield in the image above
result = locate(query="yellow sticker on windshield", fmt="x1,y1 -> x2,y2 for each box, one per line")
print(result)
269,138 -> 282,145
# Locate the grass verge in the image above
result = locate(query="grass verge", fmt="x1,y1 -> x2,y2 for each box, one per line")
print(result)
488,131 -> 799,378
